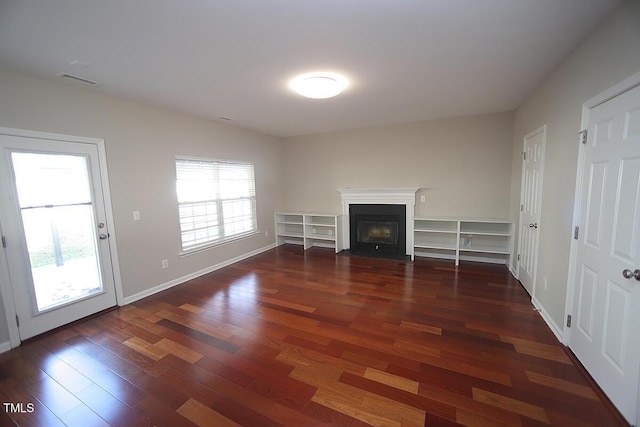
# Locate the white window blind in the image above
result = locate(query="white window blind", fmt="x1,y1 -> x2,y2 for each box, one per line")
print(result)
176,158 -> 256,251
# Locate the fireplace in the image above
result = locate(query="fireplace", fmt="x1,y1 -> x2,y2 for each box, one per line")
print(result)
338,188 -> 418,259
349,204 -> 406,257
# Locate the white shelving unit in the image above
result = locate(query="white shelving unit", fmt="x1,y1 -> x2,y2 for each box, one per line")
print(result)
413,218 -> 460,262
275,212 -> 344,253
412,217 -> 513,265
275,213 -> 305,246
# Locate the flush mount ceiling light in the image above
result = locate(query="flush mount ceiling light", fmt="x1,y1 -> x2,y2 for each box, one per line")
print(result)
290,72 -> 348,99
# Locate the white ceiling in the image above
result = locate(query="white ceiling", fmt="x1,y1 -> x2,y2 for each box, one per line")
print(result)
0,0 -> 623,138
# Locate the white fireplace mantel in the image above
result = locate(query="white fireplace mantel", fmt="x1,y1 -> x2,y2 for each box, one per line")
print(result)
338,188 -> 419,255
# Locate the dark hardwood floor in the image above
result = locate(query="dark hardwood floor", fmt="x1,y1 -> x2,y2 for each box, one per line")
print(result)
0,245 -> 626,426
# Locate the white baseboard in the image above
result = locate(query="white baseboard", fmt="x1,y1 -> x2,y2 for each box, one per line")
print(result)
511,271 -> 566,343
509,265 -> 518,279
0,340 -> 13,354
531,296 -> 565,343
122,243 -> 276,305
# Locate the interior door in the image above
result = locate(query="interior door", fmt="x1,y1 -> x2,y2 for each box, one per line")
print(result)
518,126 -> 546,295
0,133 -> 117,340
569,83 -> 640,424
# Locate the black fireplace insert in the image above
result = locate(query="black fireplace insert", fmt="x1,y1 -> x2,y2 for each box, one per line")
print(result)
348,204 -> 406,258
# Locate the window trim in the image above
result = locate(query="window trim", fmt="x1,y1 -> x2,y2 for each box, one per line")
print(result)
178,229 -> 260,257
175,155 -> 258,254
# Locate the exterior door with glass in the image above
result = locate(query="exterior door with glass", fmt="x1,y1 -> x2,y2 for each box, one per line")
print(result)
0,131 -> 117,341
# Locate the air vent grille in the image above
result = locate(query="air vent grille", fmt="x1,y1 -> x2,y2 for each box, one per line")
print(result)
58,73 -> 99,86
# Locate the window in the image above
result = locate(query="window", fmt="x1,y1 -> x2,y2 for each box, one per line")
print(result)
176,157 -> 256,252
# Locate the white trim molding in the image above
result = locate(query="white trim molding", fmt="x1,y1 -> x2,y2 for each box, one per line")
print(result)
0,340 -> 12,355
338,188 -> 419,255
532,296 -> 564,342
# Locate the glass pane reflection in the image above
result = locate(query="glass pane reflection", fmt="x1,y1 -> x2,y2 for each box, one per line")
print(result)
11,152 -> 103,312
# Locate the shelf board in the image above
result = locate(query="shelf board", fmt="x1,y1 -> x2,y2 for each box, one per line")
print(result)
414,228 -> 458,234
458,245 -> 510,254
414,221 -> 457,233
278,239 -> 304,246
277,232 -> 304,238
460,225 -> 511,234
414,243 -> 457,251
460,230 -> 510,236
306,235 -> 336,241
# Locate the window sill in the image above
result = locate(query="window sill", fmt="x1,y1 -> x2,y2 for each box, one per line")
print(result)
179,230 -> 261,257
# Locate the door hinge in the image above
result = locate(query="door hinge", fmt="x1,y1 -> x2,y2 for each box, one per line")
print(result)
1,235 -> 5,248
517,254 -> 521,261
574,226 -> 579,240
522,152 -> 526,160
520,204 -> 524,212
579,129 -> 588,144
566,314 -> 572,328
15,314 -> 19,328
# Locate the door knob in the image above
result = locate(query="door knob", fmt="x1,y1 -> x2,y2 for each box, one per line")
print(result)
529,223 -> 538,228
622,269 -> 640,280
99,233 -> 108,240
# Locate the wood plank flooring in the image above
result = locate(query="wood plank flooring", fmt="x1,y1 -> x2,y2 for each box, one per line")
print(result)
0,245 -> 627,426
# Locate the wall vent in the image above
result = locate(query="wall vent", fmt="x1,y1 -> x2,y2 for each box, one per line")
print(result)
57,73 -> 99,86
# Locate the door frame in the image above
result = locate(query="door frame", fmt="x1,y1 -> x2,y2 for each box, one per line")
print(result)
516,124 -> 547,298
564,71 -> 640,347
0,126 -> 124,349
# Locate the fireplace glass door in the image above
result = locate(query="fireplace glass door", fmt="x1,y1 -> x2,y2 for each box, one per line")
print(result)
357,219 -> 398,246
349,204 -> 407,257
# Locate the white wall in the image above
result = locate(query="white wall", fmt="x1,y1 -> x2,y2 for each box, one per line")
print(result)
0,67 -> 282,343
281,112 -> 515,219
509,0 -> 640,335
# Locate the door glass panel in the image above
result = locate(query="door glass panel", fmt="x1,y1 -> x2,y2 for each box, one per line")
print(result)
10,152 -> 103,312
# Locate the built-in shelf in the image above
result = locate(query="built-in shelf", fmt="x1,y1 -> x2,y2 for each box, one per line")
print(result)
412,217 -> 513,265
275,212 -> 344,253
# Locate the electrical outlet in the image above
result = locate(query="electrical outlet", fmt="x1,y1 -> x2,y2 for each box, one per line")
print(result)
162,259 -> 168,269
420,195 -> 426,203
133,210 -> 141,221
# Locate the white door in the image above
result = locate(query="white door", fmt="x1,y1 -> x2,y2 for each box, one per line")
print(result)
518,126 -> 546,295
0,132 -> 117,340
569,83 -> 640,424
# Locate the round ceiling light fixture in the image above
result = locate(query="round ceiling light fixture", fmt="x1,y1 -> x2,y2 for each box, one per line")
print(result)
290,72 -> 348,99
